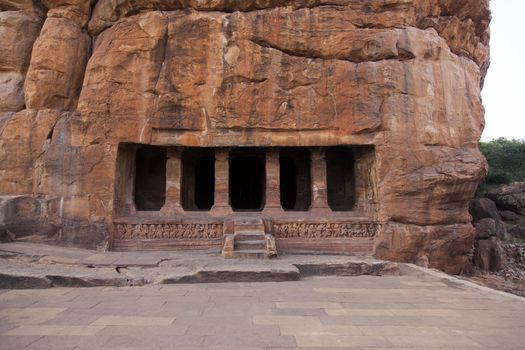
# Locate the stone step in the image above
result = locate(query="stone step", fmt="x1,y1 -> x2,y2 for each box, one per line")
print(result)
234,224 -> 265,232
234,218 -> 263,225
234,231 -> 266,241
235,240 -> 267,251
232,250 -> 269,259
233,218 -> 265,232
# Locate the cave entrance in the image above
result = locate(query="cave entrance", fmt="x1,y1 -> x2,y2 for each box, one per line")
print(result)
181,148 -> 215,211
229,148 -> 265,211
326,147 -> 356,211
134,145 -> 167,211
280,149 -> 311,211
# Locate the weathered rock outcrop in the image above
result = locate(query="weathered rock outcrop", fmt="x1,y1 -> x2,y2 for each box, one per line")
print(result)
474,217 -> 507,241
24,16 -> 90,110
0,0 -> 491,274
473,237 -> 503,272
469,193 -> 525,273
487,182 -> 525,216
0,11 -> 42,112
470,197 -> 501,222
0,109 -> 61,193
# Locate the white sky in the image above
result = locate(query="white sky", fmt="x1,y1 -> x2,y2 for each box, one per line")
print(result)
481,0 -> 525,140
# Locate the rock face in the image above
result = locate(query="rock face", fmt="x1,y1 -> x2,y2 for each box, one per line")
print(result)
0,11 -> 42,112
0,0 -> 491,274
24,16 -> 90,110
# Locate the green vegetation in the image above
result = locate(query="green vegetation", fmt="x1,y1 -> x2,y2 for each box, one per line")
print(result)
480,138 -> 525,185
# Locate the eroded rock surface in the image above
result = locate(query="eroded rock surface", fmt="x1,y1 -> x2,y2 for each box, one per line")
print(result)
470,198 -> 502,222
24,16 -> 90,110
487,182 -> 525,216
468,187 -> 525,275
0,11 -> 43,112
0,0 -> 491,273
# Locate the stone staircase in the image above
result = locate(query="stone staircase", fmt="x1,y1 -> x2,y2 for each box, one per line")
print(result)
222,218 -> 277,259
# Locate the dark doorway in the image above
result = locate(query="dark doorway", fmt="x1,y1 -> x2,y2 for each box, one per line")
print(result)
181,149 -> 215,211
134,146 -> 166,211
229,148 -> 265,211
280,149 -> 311,211
326,147 -> 355,211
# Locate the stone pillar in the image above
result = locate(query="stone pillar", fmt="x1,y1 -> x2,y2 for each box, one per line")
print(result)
211,148 -> 232,215
162,148 -> 183,213
311,148 -> 331,212
265,149 -> 283,213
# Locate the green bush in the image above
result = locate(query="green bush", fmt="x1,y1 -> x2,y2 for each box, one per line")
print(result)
480,138 -> 525,185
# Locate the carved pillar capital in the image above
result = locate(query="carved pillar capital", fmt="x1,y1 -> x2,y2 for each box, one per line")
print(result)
311,148 -> 326,161
215,148 -> 229,161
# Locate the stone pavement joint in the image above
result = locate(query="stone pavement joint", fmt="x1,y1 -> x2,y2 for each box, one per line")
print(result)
5,325 -> 105,336
91,315 -> 175,326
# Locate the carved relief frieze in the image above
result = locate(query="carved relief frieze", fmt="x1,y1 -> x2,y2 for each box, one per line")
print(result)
114,223 -> 223,240
272,222 -> 380,239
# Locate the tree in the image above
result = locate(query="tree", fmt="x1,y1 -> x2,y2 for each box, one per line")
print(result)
480,138 -> 525,184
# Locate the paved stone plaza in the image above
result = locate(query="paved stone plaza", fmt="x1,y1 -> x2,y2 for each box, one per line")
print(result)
1,266 -> 524,349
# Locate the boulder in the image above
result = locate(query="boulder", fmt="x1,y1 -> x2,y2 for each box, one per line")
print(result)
473,237 -> 504,272
509,224 -> 525,240
470,198 -> 501,221
494,220 -> 509,241
500,210 -> 521,222
487,182 -> 525,216
474,218 -> 508,241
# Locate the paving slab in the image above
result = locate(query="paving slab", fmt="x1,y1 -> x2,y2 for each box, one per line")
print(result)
0,242 -> 399,288
0,272 -> 523,349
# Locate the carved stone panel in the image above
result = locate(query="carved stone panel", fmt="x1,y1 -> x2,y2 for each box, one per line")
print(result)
272,222 -> 380,239
115,223 -> 223,240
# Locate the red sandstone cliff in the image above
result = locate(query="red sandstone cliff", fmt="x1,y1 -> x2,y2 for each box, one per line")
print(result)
0,0 -> 491,274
